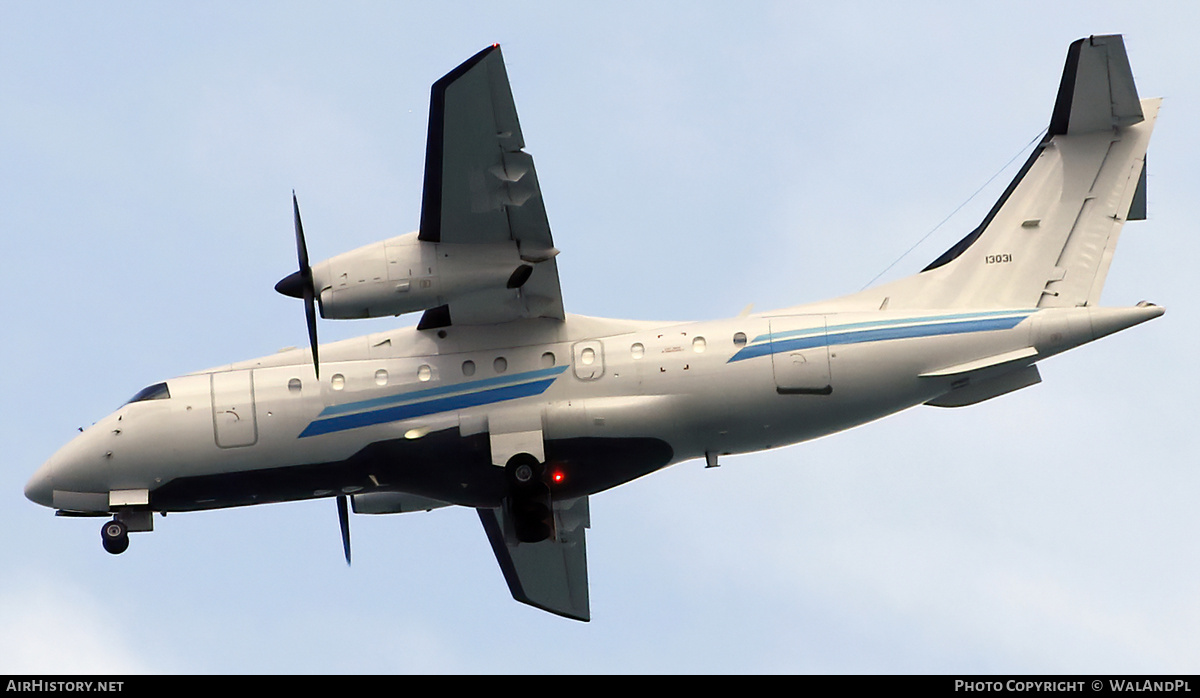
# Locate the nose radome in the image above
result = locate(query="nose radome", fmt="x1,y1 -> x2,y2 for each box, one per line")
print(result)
25,456 -> 56,508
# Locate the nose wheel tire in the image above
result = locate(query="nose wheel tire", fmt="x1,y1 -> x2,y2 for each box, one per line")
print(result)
101,519 -> 129,555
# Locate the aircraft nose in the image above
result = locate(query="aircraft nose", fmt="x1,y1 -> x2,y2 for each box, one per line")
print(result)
25,455 -> 57,509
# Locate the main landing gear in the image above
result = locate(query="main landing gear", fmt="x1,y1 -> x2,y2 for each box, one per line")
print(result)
505,453 -> 554,543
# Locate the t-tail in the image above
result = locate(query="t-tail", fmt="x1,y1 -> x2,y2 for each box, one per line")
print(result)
849,35 -> 1159,311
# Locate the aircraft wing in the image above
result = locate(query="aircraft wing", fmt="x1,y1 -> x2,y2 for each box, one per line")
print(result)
417,45 -> 564,328
477,496 -> 590,622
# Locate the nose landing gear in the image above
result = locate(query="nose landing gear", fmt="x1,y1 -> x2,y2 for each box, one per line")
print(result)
98,509 -> 153,555
100,519 -> 129,555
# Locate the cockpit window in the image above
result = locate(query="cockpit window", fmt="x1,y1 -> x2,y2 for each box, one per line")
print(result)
127,382 -> 170,404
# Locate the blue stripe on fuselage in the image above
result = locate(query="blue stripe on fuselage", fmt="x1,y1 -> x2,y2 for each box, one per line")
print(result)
748,309 -> 1034,345
300,377 -> 560,438
729,311 -> 1033,363
299,365 -> 568,438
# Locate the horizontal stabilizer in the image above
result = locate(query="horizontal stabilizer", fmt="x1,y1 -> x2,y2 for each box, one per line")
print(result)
920,346 -> 1038,378
1050,35 -> 1143,136
926,364 -> 1042,408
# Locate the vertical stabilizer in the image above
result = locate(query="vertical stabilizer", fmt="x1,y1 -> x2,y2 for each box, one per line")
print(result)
847,35 -> 1158,311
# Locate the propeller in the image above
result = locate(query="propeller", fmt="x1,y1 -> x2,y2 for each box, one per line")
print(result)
274,192 -> 321,379
337,495 -> 352,566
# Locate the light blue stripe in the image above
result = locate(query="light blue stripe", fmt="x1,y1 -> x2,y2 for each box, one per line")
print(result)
749,309 -> 1035,345
730,312 -> 1032,363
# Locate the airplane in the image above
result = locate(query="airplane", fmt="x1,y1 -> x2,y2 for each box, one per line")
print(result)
25,35 -> 1162,622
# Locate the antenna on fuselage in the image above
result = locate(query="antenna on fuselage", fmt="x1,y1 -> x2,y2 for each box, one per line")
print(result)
337,495 -> 351,566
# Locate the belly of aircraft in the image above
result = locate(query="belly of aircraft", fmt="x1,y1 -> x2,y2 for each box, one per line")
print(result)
149,428 -> 674,512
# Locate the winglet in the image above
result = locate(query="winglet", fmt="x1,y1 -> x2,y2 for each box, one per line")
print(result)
1049,35 -> 1143,136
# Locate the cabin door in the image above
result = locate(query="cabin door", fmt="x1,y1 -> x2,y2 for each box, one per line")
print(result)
768,316 -> 832,395
211,370 -> 259,447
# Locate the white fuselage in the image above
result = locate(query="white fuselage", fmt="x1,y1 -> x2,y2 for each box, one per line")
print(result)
29,301 -> 1153,515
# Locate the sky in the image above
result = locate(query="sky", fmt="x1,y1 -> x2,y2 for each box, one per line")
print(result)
2,1 -> 1198,674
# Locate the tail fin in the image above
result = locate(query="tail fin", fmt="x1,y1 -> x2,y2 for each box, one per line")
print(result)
863,35 -> 1159,310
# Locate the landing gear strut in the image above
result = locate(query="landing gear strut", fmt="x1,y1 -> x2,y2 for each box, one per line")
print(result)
97,509 -> 153,554
505,453 -> 554,543
101,519 -> 129,555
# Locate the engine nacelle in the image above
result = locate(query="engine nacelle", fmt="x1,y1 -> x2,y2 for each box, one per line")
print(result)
309,232 -> 528,319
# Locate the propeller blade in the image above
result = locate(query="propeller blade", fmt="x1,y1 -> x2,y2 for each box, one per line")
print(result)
286,192 -> 320,379
337,495 -> 351,566
292,191 -> 310,272
304,285 -> 320,381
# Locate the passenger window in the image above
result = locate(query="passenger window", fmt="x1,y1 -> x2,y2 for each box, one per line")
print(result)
462,360 -> 476,377
331,374 -> 345,391
493,357 -> 508,373
288,378 -> 302,394
581,347 -> 596,365
693,336 -> 707,353
541,352 -> 556,368
631,343 -> 645,359
418,365 -> 432,382
733,332 -> 747,347
375,369 -> 388,386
